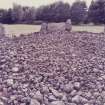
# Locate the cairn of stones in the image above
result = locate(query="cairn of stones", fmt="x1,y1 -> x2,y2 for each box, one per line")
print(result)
1,31 -> 105,105
40,22 -> 48,33
65,19 -> 72,32
0,23 -> 5,36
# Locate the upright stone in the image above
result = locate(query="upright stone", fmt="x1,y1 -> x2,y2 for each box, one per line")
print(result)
104,25 -> 105,34
40,22 -> 48,33
65,19 -> 72,32
0,23 -> 5,36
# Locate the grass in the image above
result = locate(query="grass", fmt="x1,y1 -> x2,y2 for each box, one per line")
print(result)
3,24 -> 105,37
4,24 -> 41,37
73,25 -> 104,33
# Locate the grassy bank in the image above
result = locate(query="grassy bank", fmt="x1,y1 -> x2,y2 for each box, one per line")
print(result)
3,24 -> 105,37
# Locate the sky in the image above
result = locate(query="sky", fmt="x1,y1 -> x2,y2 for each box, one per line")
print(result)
0,0 -> 92,9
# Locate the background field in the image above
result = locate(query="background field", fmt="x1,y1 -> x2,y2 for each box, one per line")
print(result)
4,24 -> 105,37
4,24 -> 41,37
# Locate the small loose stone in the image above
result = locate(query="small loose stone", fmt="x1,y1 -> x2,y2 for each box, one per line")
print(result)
73,82 -> 80,90
30,99 -> 40,105
50,101 -> 65,105
12,67 -> 19,72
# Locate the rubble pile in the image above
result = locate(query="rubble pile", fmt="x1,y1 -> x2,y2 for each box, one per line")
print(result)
0,31 -> 105,105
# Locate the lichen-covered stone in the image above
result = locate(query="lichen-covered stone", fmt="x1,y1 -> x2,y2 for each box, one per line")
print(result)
40,23 -> 48,33
65,19 -> 72,32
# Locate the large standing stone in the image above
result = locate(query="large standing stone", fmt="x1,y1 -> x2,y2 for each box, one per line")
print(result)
0,23 -> 5,36
65,19 -> 72,32
47,22 -> 65,32
40,22 -> 48,33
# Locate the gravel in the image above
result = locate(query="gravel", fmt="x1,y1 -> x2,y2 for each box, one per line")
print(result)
0,31 -> 105,105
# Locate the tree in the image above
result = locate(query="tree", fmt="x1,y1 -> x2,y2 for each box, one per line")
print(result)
29,7 -> 36,22
0,4 -> 37,24
11,3 -> 24,23
0,9 -> 5,23
0,9 -> 13,24
36,1 -> 71,22
3,9 -> 14,24
52,2 -> 71,22
25,7 -> 36,22
88,0 -> 105,24
70,0 -> 87,24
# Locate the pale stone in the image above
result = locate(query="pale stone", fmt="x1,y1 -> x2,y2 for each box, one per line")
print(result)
7,79 -> 14,85
48,95 -> 57,102
84,104 -> 90,105
70,90 -> 77,97
10,95 -> 17,101
64,82 -> 74,93
73,82 -> 81,90
72,95 -> 80,103
20,103 -> 26,105
30,99 -> 40,105
72,95 -> 88,104
33,91 -> 43,102
41,86 -> 49,94
49,87 -> 63,99
50,101 -> 65,105
0,101 -> 4,105
68,103 -> 76,105
62,94 -> 67,101
12,67 -> 19,72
